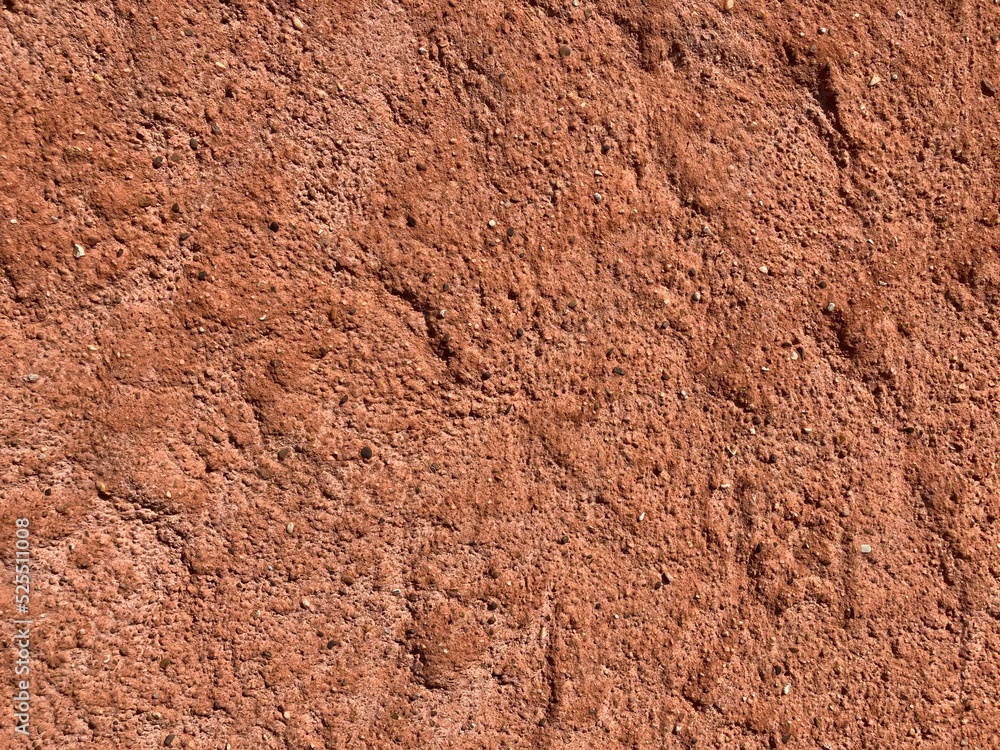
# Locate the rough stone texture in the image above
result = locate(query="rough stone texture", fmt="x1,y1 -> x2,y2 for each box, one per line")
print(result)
2,0 -> 1000,748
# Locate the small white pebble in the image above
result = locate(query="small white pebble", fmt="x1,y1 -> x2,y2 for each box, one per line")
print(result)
783,683 -> 791,695
759,265 -> 769,274
593,192 -> 603,203
488,219 -> 497,228
861,544 -> 873,554
27,374 -> 39,383
73,244 -> 86,258
286,522 -> 295,533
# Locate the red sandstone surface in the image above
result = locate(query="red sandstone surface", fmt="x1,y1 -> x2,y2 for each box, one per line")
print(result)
2,0 -> 1000,747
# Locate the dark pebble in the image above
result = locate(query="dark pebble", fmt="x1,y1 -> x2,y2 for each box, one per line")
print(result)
601,142 -> 612,154
164,736 -> 175,748
278,447 -> 290,460
326,639 -> 340,649
768,453 -> 778,464
481,370 -> 491,380
339,394 -> 349,405
506,227 -> 515,237
152,156 -> 164,168
516,328 -> 524,338
360,446 -> 373,460
171,203 -> 180,213
268,221 -> 280,232
197,270 -> 207,280
559,534 -> 569,544
189,138 -> 198,150
430,462 -> 439,472
983,79 -> 997,97
613,366 -> 625,375
567,299 -> 578,309
558,45 -> 571,57
179,232 -> 190,241
406,215 -> 417,227
44,488 -> 51,496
